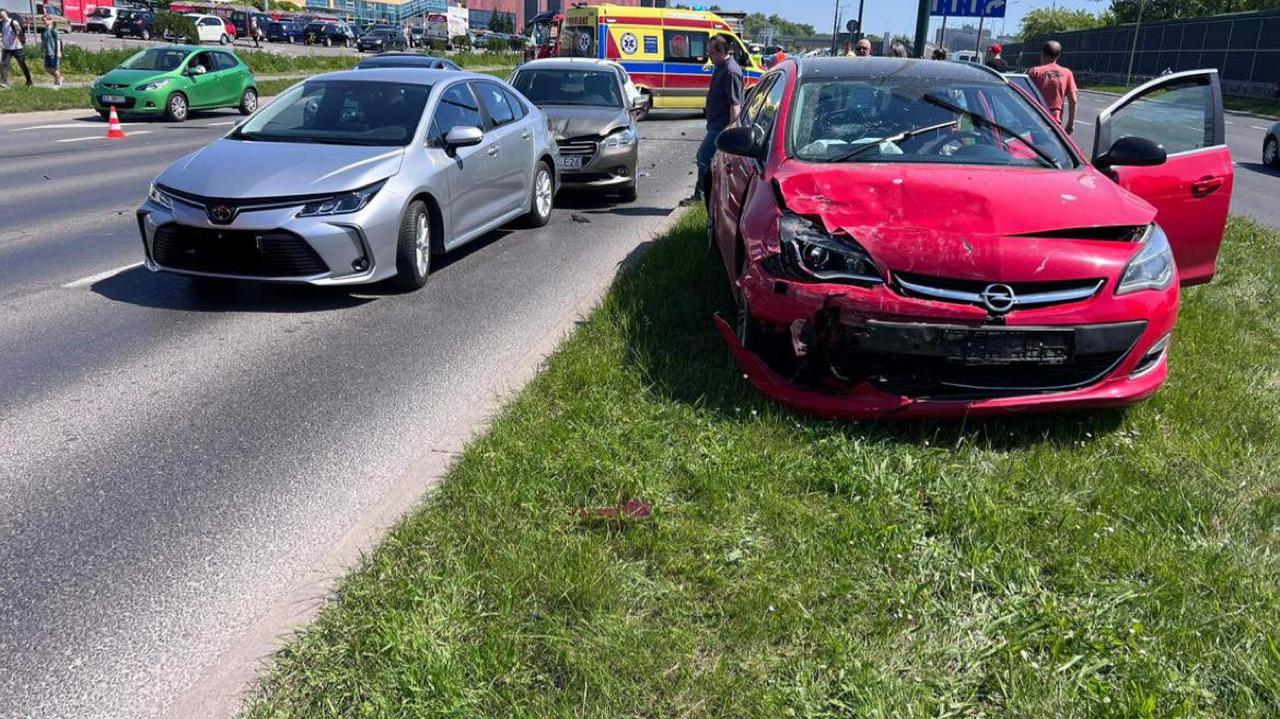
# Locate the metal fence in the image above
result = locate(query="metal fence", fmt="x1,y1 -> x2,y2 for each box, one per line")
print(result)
1014,9 -> 1280,98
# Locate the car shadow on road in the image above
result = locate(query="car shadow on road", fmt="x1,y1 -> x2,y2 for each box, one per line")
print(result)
91,266 -> 376,312
611,212 -> 1128,450
1237,161 -> 1280,178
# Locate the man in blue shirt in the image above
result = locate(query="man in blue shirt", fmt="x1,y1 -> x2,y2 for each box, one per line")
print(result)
683,34 -> 742,206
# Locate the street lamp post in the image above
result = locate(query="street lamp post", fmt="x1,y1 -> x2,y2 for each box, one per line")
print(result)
914,0 -> 930,58
1125,0 -> 1145,86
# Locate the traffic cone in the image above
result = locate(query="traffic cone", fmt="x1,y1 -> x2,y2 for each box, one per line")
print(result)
106,106 -> 126,140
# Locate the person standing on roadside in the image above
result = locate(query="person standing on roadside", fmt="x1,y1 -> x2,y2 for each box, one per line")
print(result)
682,34 -> 742,206
984,43 -> 1009,72
1,9 -> 33,89
403,23 -> 412,50
1027,40 -> 1078,134
249,16 -> 261,48
889,42 -> 908,58
854,38 -> 872,57
40,14 -> 60,88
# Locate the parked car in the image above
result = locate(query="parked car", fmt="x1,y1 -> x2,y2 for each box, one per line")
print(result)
354,52 -> 460,71
266,19 -> 305,44
184,14 -> 234,45
357,28 -> 406,53
139,70 -> 559,290
115,9 -> 156,40
86,6 -> 120,33
708,58 -> 1233,418
1265,121 -> 1280,169
303,21 -> 355,47
510,59 -> 638,201
92,45 -> 258,122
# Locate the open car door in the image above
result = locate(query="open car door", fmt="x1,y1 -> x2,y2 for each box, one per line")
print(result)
1093,69 -> 1232,286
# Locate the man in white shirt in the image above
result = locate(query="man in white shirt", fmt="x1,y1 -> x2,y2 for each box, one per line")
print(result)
1,9 -> 34,88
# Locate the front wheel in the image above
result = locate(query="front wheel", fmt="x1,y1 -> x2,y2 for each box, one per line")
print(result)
219,33 -> 229,45
393,200 -> 431,290
238,87 -> 258,115
520,162 -> 554,228
322,36 -> 331,47
634,95 -> 651,121
164,92 -> 188,122
1265,136 -> 1280,169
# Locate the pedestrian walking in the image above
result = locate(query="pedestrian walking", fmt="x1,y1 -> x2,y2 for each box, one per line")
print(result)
249,16 -> 261,48
682,34 -> 742,206
0,9 -> 33,88
403,23 -> 411,50
40,14 -> 60,88
984,43 -> 1009,72
1027,40 -> 1078,134
854,38 -> 872,56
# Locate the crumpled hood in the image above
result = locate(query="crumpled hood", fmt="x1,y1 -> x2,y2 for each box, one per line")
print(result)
97,68 -> 169,87
775,161 -> 1157,281
157,139 -> 404,198
541,105 -> 630,141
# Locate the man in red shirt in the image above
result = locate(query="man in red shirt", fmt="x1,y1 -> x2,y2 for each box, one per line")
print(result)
1027,40 -> 1078,134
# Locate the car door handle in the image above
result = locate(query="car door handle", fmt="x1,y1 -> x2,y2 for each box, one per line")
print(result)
1191,176 -> 1224,198
486,146 -> 500,156
521,131 -> 531,140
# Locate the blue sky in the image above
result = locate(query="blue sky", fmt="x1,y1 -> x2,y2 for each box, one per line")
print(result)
718,0 -> 1107,40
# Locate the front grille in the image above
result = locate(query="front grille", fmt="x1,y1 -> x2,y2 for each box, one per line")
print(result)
894,271 -> 1105,312
102,82 -> 129,89
860,351 -> 1130,399
152,223 -> 328,277
557,139 -> 598,162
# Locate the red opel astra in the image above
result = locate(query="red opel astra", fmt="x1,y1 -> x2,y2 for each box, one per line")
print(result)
708,58 -> 1232,419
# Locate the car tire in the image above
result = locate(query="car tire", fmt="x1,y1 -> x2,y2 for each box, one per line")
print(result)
520,161 -> 555,228
164,92 -> 188,122
323,36 -> 331,47
98,109 -> 110,121
635,96 -> 651,121
393,200 -> 431,290
1266,135 -> 1280,170
220,33 -> 229,45
239,87 -> 258,115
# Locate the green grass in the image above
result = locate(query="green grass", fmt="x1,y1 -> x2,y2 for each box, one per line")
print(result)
246,210 -> 1280,718
1083,82 -> 1280,119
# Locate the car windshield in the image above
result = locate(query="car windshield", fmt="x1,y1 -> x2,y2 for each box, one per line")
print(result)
511,69 -> 622,108
121,48 -> 190,71
787,77 -> 1075,168
230,80 -> 431,146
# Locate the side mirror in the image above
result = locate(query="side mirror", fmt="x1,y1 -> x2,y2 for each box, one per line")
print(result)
188,64 -> 207,76
716,125 -> 764,160
445,125 -> 484,148
1095,136 -> 1166,170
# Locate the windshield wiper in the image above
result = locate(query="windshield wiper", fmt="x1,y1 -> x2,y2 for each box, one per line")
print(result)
826,120 -> 959,163
922,94 -> 1060,168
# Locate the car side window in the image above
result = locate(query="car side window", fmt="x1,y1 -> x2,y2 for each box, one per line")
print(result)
474,82 -> 516,129
501,87 -> 528,120
752,73 -> 787,137
434,83 -> 484,141
665,30 -> 708,64
190,52 -> 214,73
214,52 -> 239,71
1107,75 -> 1216,155
739,75 -> 773,128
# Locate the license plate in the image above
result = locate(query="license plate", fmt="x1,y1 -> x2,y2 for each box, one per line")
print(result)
101,94 -> 126,104
557,155 -> 584,170
862,323 -> 1073,365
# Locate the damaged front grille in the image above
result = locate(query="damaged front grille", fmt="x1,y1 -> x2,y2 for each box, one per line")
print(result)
557,139 -> 598,163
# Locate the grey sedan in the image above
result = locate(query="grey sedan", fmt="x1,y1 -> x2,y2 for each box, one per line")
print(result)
138,69 -> 559,290
510,59 -> 639,202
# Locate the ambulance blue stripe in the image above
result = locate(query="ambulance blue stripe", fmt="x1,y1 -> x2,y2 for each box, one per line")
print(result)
618,60 -> 761,79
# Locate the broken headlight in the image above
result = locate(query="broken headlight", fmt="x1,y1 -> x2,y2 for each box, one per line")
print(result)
1116,223 -> 1174,294
771,212 -> 882,285
297,180 -> 385,218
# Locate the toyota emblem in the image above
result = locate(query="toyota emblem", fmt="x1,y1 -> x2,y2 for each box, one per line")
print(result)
208,205 -> 235,224
980,283 -> 1017,314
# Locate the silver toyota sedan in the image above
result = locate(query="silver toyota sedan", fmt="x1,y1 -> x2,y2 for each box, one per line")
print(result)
138,68 -> 559,290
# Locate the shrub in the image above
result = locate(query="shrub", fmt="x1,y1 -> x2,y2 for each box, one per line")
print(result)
450,34 -> 470,51
153,13 -> 199,44
507,36 -> 524,51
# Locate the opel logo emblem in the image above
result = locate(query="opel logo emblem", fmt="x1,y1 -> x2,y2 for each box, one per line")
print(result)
980,283 -> 1017,314
209,205 -> 235,224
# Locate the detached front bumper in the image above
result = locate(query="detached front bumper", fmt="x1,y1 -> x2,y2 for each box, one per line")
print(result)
136,189 -> 404,286
724,264 -> 1177,419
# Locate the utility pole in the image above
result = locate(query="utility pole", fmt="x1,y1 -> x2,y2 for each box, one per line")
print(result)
914,0 -> 930,58
831,0 -> 840,54
1125,0 -> 1144,86
855,0 -> 864,41
975,11 -> 985,58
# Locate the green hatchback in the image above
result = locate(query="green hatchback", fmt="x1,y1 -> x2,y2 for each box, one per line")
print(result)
91,45 -> 258,122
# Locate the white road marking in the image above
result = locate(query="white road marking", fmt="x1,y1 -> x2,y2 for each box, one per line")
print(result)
202,121 -> 236,127
1226,120 -> 1235,125
55,130 -> 153,143
7,122 -> 135,132
62,261 -> 144,288
1075,120 -> 1092,126
1251,125 -> 1268,130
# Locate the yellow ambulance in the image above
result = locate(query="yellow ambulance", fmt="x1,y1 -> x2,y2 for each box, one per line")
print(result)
558,4 -> 765,110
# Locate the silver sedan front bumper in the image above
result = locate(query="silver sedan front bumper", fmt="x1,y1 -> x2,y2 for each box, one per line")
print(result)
556,138 -> 638,188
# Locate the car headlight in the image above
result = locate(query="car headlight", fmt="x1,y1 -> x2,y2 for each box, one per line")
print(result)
772,212 -> 882,284
147,183 -> 174,210
137,79 -> 169,91
296,180 -> 385,217
603,126 -> 637,149
1116,223 -> 1174,294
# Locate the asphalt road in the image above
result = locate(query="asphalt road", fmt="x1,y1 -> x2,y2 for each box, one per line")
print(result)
0,107 -> 705,719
